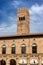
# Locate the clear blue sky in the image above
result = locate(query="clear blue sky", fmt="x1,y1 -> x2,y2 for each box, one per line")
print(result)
0,0 -> 43,36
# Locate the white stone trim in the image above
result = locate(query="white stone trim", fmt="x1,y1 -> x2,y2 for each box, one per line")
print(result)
19,59 -> 27,64
30,59 -> 38,64
41,61 -> 43,64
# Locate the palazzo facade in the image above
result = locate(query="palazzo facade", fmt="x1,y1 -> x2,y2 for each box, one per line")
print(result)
0,8 -> 43,65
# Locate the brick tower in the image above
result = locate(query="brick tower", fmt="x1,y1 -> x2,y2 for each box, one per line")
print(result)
17,8 -> 30,35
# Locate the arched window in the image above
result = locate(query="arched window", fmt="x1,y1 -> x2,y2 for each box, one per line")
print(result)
32,43 -> 37,53
2,45 -> 6,54
19,16 -> 25,21
21,44 -> 26,54
10,59 -> 16,65
11,44 -> 16,54
1,60 -> 6,65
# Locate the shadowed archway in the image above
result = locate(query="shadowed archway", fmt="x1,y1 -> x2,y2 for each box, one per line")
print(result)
0,61 -> 1,65
10,59 -> 16,65
1,60 -> 6,65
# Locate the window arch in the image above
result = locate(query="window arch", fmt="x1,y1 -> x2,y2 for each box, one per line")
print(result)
32,43 -> 37,53
11,44 -> 16,54
2,45 -> 6,54
21,44 -> 26,54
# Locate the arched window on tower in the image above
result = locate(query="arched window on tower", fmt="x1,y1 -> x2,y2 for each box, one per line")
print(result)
19,16 -> 25,21
32,43 -> 37,53
2,45 -> 6,54
21,44 -> 26,54
11,44 -> 16,54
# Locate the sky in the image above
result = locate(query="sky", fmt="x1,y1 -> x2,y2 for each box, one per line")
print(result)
0,0 -> 43,36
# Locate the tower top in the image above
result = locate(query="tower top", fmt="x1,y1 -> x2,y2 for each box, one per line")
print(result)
17,8 -> 29,17
18,8 -> 29,13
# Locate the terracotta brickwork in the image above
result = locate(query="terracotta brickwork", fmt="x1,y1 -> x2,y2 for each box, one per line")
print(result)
0,38 -> 43,65
0,8 -> 43,65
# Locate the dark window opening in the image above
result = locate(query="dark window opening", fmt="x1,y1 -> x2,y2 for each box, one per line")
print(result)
32,45 -> 37,53
12,47 -> 15,54
19,16 -> 25,21
21,44 -> 26,54
2,46 -> 6,54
